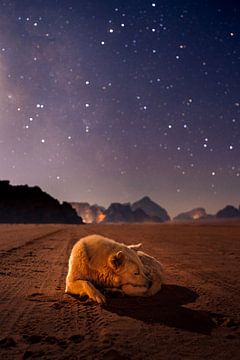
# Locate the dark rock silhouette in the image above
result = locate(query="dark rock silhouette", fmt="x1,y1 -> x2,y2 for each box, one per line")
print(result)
102,203 -> 163,223
174,207 -> 212,221
0,180 -> 82,224
71,197 -> 170,223
216,205 -> 240,219
70,202 -> 106,223
132,196 -> 170,221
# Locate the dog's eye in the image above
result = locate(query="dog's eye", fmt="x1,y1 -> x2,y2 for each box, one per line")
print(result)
134,272 -> 140,276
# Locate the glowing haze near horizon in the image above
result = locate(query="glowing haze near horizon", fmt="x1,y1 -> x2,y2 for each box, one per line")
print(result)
0,0 -> 239,217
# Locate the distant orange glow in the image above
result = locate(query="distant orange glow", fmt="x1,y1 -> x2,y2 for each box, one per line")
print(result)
192,212 -> 201,220
96,212 -> 106,223
83,209 -> 94,223
79,208 -> 106,223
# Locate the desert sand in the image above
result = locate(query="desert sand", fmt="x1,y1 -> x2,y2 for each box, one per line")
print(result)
0,222 -> 240,359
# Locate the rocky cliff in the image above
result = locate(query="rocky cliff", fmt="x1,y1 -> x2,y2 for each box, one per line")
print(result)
0,180 -> 82,224
71,197 -> 170,223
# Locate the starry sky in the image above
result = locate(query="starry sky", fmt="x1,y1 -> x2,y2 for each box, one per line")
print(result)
0,0 -> 239,217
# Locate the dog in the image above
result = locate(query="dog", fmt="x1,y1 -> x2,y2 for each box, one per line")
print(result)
65,234 -> 163,304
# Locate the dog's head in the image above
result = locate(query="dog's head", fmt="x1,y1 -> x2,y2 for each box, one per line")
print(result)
108,243 -> 151,290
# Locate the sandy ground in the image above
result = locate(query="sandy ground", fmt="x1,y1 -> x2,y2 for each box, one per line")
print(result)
0,222 -> 240,359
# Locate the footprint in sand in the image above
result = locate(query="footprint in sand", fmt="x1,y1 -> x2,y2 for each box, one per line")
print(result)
68,334 -> 84,343
23,334 -> 43,344
0,337 -> 17,348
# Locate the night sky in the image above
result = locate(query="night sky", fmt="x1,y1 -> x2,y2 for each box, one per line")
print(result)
0,0 -> 239,217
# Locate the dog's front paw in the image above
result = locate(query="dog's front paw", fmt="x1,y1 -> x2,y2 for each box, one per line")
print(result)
90,289 -> 106,304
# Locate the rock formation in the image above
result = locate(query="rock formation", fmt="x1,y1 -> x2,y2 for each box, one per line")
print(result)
102,203 -> 163,223
71,197 -> 170,223
132,196 -> 170,221
0,180 -> 82,224
174,207 -> 210,221
216,205 -> 240,219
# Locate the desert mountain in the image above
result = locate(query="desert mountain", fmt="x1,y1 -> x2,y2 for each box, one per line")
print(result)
216,205 -> 240,219
132,196 -> 170,221
174,207 -> 211,221
71,197 -> 169,223
0,180 -> 82,224
102,203 -> 163,223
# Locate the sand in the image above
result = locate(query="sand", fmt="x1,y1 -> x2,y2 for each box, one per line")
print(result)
0,222 -> 240,359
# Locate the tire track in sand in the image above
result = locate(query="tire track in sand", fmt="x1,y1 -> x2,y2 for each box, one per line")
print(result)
53,296 -> 124,360
0,228 -> 67,336
0,229 -> 64,306
1,227 -> 127,359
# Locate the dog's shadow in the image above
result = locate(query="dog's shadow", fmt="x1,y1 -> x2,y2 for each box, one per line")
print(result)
103,284 -> 216,335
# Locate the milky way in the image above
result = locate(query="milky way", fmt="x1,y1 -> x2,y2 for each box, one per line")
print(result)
0,0 -> 239,217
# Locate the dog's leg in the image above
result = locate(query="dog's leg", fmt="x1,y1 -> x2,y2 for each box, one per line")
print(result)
65,279 -> 106,304
105,287 -> 125,296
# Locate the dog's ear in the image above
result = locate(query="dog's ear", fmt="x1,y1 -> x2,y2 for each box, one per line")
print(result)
128,243 -> 142,251
109,251 -> 125,269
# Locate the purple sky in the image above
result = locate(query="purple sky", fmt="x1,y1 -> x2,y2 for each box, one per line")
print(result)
0,0 -> 239,217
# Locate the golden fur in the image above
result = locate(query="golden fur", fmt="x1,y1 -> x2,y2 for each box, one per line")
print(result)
65,234 -> 163,304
